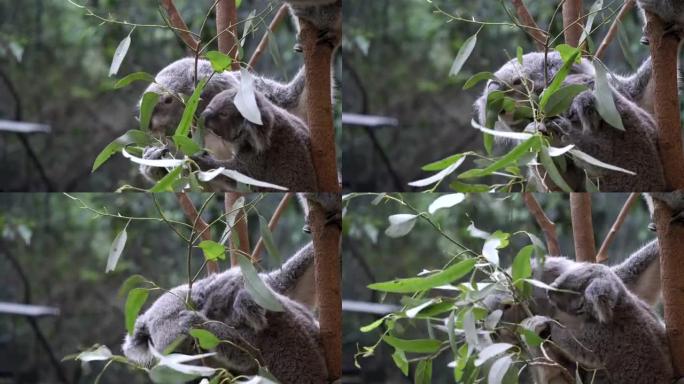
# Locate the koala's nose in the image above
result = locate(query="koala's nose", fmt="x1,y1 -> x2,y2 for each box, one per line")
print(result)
201,109 -> 217,126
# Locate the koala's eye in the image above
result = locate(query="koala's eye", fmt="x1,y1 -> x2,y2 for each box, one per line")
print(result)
163,95 -> 174,105
219,111 -> 229,118
512,78 -> 523,86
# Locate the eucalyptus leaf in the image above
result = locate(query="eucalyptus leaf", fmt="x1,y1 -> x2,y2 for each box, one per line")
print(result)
106,226 -> 128,273
594,62 -> 624,131
449,32 -> 478,78
367,258 -> 476,293
125,288 -> 149,335
109,34 -> 131,76
237,254 -> 284,312
384,214 -> 418,238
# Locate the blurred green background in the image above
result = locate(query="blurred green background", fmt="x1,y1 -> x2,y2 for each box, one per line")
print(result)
342,192 -> 656,383
0,193 -> 313,383
0,0 -> 342,192
341,0 -> 660,192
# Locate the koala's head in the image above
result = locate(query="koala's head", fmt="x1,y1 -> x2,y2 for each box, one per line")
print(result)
138,58 -> 239,139
483,255 -> 577,329
547,263 -> 620,323
201,88 -> 273,154
474,52 -> 594,133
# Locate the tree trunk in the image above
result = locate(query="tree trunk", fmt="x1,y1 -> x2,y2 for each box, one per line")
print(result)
570,193 -> 596,262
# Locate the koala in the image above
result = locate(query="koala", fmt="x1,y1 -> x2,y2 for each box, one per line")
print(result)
544,263 -> 672,384
645,190 -> 684,230
137,58 -> 307,184
192,88 -> 317,192
637,0 -> 684,44
476,52 -> 666,191
298,193 -> 343,233
285,0 -> 342,51
483,239 -> 663,383
122,242 -> 327,384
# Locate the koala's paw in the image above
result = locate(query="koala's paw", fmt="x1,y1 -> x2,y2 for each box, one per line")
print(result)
544,117 -> 579,145
178,310 -> 205,332
568,91 -> 600,133
140,146 -> 170,182
550,265 -> 621,323
521,315 -> 552,340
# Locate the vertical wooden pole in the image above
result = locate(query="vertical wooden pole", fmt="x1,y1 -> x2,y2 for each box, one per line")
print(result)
216,0 -> 241,70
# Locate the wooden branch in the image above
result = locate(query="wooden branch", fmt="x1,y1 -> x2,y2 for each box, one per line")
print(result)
595,0 -> 635,59
159,0 -> 200,51
653,199 -> 684,376
646,13 -> 684,190
225,192 -> 251,265
216,0 -> 241,70
251,193 -> 294,262
596,193 -> 638,262
570,193 -> 596,262
309,198 -> 342,381
563,0 -> 584,48
248,4 -> 290,69
299,18 -> 340,192
523,193 -> 561,256
511,0 -> 547,50
176,192 -> 220,274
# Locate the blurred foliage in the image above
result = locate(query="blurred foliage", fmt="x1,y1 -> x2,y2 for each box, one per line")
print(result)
0,192 -> 311,383
341,0 -> 656,192
0,0 -> 326,191
342,192 -> 655,382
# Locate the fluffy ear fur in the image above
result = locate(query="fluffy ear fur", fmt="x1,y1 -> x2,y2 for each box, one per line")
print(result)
584,278 -> 620,324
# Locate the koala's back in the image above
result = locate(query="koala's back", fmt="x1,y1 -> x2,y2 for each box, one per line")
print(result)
254,298 -> 328,384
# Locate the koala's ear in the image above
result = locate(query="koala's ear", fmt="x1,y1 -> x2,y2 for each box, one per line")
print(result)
585,279 -> 619,324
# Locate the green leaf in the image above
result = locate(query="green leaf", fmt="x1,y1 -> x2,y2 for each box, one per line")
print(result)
543,84 -> 588,116
125,288 -> 149,335
385,214 -> 418,238
520,328 -> 544,347
554,44 -> 580,63
459,136 -> 539,179
474,343 -> 514,366
392,349 -> 409,376
75,345 -> 113,362
139,92 -> 160,132
368,258 -> 476,293
237,254 -> 284,312
173,134 -> 202,156
149,365 -> 201,384
539,49 -> 580,110
198,240 -> 226,262
149,165 -> 183,192
114,72 -> 156,89
360,317 -> 385,333
259,216 -> 281,264
409,156 -> 466,188
594,62 -> 624,130
569,148 -> 636,175
382,335 -> 442,354
92,130 -> 151,172
189,328 -> 221,349
175,78 -> 208,137
422,154 -> 466,171
449,32 -> 478,78
538,145 -> 573,192
117,274 -> 148,299
488,355 -> 512,384
463,72 -> 494,90
447,181 -> 489,194
512,245 -> 534,283
205,51 -> 232,72
414,359 -> 433,384
516,46 -> 523,64
106,225 -> 128,273
109,34 -> 131,76
581,0 -> 604,44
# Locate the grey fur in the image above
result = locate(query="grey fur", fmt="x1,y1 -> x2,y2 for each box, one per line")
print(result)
122,242 -> 326,384
137,58 -> 307,183
483,239 -> 665,383
475,52 -> 666,191
195,88 -> 317,192
286,0 -> 342,51
545,263 -> 671,384
645,190 -> 684,229
637,0 -> 684,43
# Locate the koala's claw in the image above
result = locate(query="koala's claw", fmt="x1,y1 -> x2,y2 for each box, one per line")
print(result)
521,315 -> 552,339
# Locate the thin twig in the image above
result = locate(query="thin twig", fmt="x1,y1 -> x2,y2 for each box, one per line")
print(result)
523,193 -> 561,256
248,4 -> 290,69
251,193 -> 294,262
595,0 -> 635,59
176,192 -> 220,274
596,193 -> 638,262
